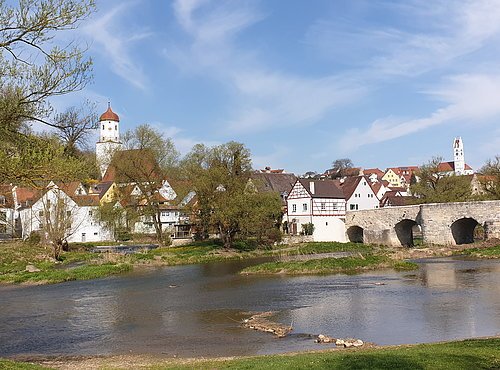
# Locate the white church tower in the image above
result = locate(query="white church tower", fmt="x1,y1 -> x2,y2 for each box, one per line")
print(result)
96,103 -> 123,178
453,137 -> 465,175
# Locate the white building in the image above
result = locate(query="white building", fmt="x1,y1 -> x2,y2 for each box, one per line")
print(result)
19,182 -> 112,243
96,104 -> 123,178
437,137 -> 474,176
286,179 -> 346,242
340,176 -> 379,211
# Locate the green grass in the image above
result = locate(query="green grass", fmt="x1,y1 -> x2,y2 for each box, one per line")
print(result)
144,337 -> 500,369
241,255 -> 418,275
0,358 -> 48,369
456,245 -> 500,258
0,263 -> 131,284
290,241 -> 375,255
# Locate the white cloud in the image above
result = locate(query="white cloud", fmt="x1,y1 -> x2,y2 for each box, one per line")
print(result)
167,1 -> 365,135
339,74 -> 500,151
83,2 -> 151,90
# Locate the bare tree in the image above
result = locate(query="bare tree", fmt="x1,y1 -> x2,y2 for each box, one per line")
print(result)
54,101 -> 98,156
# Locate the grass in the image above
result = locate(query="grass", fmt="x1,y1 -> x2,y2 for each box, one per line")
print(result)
161,337 -> 500,370
3,337 -> 498,369
0,241 -> 407,284
0,358 -> 48,369
241,254 -> 418,275
456,245 -> 500,258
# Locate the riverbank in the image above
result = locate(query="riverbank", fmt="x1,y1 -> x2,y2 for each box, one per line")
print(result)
3,337 -> 499,369
1,239 -> 498,285
241,254 -> 418,275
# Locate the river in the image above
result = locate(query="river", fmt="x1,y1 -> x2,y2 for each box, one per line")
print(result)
0,257 -> 499,358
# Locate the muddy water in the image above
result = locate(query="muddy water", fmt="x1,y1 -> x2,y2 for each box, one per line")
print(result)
0,257 -> 499,358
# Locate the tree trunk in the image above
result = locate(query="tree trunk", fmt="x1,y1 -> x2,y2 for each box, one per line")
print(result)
53,239 -> 63,261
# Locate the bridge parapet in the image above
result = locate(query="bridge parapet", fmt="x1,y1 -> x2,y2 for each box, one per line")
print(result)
345,200 -> 500,246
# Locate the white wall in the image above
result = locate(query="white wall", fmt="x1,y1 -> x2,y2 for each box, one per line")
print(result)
347,179 -> 379,211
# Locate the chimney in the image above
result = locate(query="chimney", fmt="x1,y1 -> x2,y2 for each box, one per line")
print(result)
309,181 -> 315,194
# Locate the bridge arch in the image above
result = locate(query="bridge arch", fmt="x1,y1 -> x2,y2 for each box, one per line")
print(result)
346,226 -> 364,243
394,219 -> 419,247
451,217 -> 484,244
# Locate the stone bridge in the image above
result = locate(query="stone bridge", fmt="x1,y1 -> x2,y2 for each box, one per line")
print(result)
345,200 -> 500,246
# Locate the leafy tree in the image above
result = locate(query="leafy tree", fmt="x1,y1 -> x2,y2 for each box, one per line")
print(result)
0,133 -> 92,187
479,155 -> 500,199
95,202 -> 126,241
0,0 -> 95,185
410,156 -> 473,203
111,124 -> 179,246
183,142 -> 282,248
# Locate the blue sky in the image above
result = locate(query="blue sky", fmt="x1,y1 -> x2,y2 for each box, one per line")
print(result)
55,0 -> 500,175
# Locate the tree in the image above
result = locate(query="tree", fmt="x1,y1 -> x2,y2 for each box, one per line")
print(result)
34,186 -> 82,260
95,202 -> 126,241
330,158 -> 355,179
111,124 -> 179,246
410,156 -> 473,203
479,155 -> 500,199
183,142 -> 282,248
54,101 -> 98,156
0,0 -> 95,185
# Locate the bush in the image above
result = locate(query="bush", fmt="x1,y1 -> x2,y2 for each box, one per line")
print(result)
265,228 -> 282,244
301,223 -> 315,236
163,234 -> 172,247
233,239 -> 258,251
116,229 -> 131,241
25,231 -> 41,246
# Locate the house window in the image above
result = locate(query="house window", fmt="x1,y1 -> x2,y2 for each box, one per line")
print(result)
38,223 -> 43,229
38,210 -> 44,217
302,203 -> 308,212
320,203 -> 326,211
94,232 -> 98,236
292,204 -> 297,213
350,204 -> 359,210
66,211 -> 71,217
161,211 -> 169,217
0,211 -> 6,222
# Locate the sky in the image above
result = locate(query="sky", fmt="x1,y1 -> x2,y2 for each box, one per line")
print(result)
54,0 -> 500,175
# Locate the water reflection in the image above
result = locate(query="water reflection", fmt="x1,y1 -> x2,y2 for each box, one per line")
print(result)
0,257 -> 499,357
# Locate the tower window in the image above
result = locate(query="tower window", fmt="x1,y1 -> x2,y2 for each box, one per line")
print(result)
102,125 -> 104,130
115,125 -> 117,130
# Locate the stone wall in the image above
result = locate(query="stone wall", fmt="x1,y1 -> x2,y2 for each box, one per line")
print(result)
346,200 -> 500,246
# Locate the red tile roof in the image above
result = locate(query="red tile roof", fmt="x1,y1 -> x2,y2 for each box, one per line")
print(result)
99,106 -> 119,122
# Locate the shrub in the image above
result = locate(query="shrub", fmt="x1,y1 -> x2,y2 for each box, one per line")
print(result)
301,223 -> 315,236
25,231 -> 41,246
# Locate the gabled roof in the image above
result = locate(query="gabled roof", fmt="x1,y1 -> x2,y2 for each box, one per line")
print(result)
70,194 -> 100,207
0,185 -> 14,208
363,168 -> 384,178
437,161 -> 473,172
90,181 -> 115,198
250,172 -> 297,194
57,181 -> 86,196
379,192 -> 414,207
340,176 -> 362,200
297,179 -> 344,199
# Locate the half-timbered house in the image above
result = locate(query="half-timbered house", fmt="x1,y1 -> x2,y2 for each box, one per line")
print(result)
286,179 -> 346,242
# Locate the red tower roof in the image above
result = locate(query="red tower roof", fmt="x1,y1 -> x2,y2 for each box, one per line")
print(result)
99,106 -> 120,122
